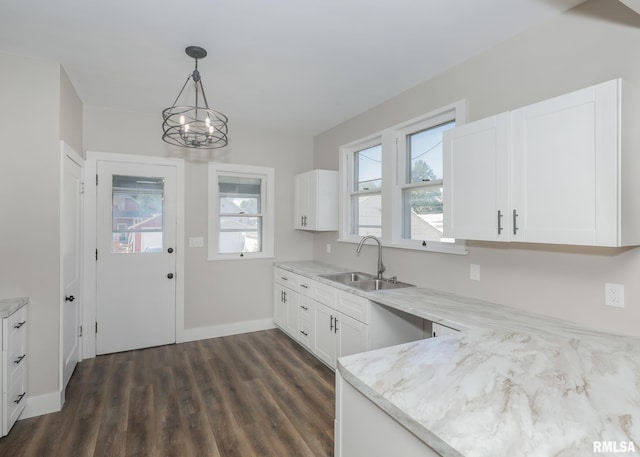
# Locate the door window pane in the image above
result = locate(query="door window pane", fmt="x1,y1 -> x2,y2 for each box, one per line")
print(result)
111,175 -> 164,254
406,121 -> 455,183
355,144 -> 382,190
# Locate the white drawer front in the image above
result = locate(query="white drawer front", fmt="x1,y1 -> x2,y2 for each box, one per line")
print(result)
314,281 -> 337,308
338,291 -> 369,324
6,369 -> 26,433
298,319 -> 314,349
274,268 -> 300,291
298,277 -> 314,297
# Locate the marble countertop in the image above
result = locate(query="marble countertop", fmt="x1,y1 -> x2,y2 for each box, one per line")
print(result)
275,261 -> 640,457
0,297 -> 29,319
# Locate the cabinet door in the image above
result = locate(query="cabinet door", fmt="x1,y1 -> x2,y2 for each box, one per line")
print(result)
294,173 -> 308,229
444,112 -> 510,241
510,80 -> 618,245
273,283 -> 287,328
284,288 -> 300,338
336,312 -> 368,359
314,301 -> 337,368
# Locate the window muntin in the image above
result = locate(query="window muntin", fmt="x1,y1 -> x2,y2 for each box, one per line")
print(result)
111,175 -> 164,254
208,164 -> 274,260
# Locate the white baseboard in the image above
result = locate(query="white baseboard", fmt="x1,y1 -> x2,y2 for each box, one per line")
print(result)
179,318 -> 276,343
21,390 -> 63,420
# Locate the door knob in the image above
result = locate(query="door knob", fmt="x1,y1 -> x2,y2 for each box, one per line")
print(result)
65,295 -> 75,302
167,273 -> 174,279
167,247 -> 174,253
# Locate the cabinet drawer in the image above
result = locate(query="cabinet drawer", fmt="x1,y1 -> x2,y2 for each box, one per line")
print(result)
274,269 -> 300,291
299,296 -> 315,320
338,291 -> 369,324
6,306 -> 27,340
298,319 -> 314,349
314,281 -> 337,307
298,277 -> 314,297
6,369 -> 26,433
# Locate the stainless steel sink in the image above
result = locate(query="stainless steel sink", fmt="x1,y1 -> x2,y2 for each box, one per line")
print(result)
320,271 -> 375,284
347,278 -> 414,291
320,272 -> 414,291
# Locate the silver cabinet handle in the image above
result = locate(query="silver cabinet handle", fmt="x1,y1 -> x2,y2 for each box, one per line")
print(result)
513,209 -> 519,235
300,284 -> 308,289
14,392 -> 26,404
14,354 -> 26,365
14,321 -> 26,329
497,210 -> 503,235
300,330 -> 308,337
300,305 -> 309,311
329,315 -> 334,331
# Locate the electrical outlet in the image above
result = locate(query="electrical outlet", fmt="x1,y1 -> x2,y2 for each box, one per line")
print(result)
470,264 -> 480,281
189,237 -> 204,247
605,283 -> 624,308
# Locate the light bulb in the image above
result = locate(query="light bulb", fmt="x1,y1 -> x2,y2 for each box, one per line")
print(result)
184,123 -> 190,133
179,115 -> 185,125
205,117 -> 211,126
209,126 -> 214,134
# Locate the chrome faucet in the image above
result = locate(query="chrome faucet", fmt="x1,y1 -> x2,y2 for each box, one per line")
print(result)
356,235 -> 385,279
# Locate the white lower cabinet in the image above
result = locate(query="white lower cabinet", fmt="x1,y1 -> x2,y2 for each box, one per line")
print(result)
314,302 -> 367,369
335,370 -> 441,457
2,304 -> 28,437
273,267 -> 424,370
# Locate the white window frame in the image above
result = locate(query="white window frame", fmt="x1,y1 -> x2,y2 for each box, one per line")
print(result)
208,163 -> 275,261
338,100 -> 468,255
340,134 -> 383,241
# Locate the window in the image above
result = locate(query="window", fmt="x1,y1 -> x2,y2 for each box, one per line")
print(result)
350,140 -> 383,237
398,119 -> 456,242
208,163 -> 274,260
339,101 -> 467,255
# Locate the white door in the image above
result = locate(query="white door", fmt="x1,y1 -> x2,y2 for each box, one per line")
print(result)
96,160 -> 177,354
61,142 -> 83,391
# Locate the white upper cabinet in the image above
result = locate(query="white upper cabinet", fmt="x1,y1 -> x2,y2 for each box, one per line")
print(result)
444,79 -> 640,247
294,169 -> 338,231
444,112 -> 510,241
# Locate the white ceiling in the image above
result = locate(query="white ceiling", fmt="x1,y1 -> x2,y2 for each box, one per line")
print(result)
0,0 -> 586,136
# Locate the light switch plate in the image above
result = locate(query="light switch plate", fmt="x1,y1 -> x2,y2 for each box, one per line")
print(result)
189,237 -> 204,248
470,264 -> 480,281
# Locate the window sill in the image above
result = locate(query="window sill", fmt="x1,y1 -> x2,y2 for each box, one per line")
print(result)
337,237 -> 468,256
208,253 -> 275,261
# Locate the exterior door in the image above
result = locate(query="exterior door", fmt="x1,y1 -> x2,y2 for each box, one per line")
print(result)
61,142 -> 83,391
96,160 -> 177,354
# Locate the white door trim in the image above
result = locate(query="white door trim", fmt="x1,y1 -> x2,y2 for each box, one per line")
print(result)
82,151 -> 185,359
59,141 -> 84,405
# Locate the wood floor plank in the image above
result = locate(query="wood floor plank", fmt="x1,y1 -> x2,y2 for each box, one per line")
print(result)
0,329 -> 335,457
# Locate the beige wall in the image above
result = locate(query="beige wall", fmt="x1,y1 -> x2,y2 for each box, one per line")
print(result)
312,0 -> 640,337
84,106 -> 314,333
0,53 -> 66,397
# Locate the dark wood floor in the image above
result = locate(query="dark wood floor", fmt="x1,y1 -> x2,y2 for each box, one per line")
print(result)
0,329 -> 335,457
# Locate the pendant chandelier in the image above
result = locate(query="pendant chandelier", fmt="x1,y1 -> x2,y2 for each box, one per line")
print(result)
162,46 -> 228,149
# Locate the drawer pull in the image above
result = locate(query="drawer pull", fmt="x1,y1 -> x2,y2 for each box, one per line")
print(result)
300,305 -> 309,311
300,330 -> 308,337
14,321 -> 26,329
14,392 -> 26,404
300,284 -> 308,289
281,276 -> 288,281
14,354 -> 26,365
